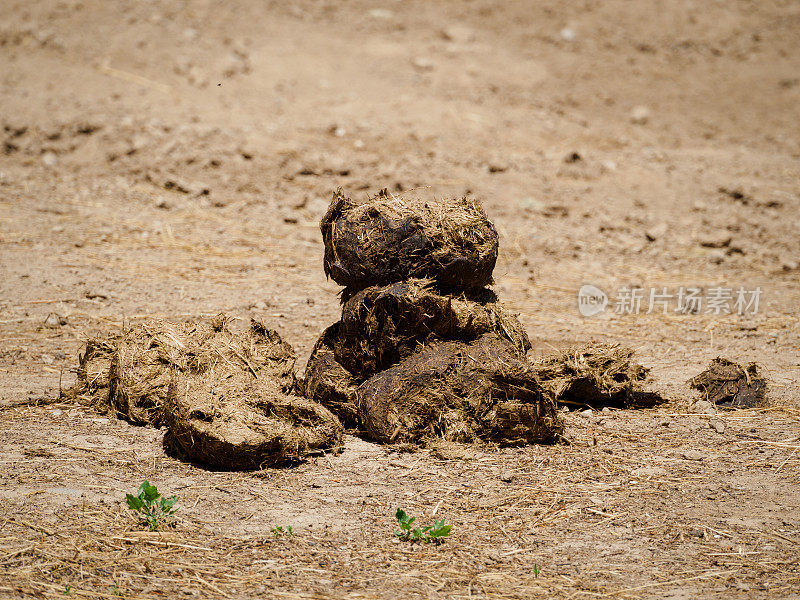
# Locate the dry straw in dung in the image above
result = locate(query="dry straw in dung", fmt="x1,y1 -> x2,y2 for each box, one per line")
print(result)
531,343 -> 665,409
164,371 -> 343,470
357,333 -> 564,446
74,338 -> 118,407
332,279 -> 530,377
73,315 -> 342,469
159,316 -> 342,469
107,320 -> 189,426
321,188 -> 499,293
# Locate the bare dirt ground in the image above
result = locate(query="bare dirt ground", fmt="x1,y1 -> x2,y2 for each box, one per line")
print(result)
2,1 -> 800,598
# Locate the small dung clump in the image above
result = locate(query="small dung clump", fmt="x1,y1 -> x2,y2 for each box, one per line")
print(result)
332,279 -> 531,377
74,338 -> 117,407
531,343 -> 666,409
97,315 -> 296,427
321,188 -> 499,293
357,333 -> 563,445
301,323 -> 360,429
689,357 -> 766,408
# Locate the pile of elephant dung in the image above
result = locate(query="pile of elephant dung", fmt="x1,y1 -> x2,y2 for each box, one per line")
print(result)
305,188 -> 564,446
689,357 -> 766,408
71,315 -> 343,469
302,323 -> 360,428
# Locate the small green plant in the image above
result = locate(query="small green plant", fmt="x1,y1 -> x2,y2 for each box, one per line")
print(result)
63,584 -> 72,595
125,481 -> 178,531
108,582 -> 121,597
532,563 -> 541,578
394,508 -> 452,544
271,525 -> 294,537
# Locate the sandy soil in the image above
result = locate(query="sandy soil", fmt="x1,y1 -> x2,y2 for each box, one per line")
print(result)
1,1 -> 799,598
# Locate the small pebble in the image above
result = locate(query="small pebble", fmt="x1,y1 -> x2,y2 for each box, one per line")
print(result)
560,27 -> 576,42
699,231 -> 732,248
708,249 -> 726,264
690,400 -> 716,415
411,57 -> 434,71
682,450 -> 705,461
645,223 -> 668,242
630,106 -> 650,125
44,312 -> 66,328
710,420 -> 726,434
688,528 -> 705,538
499,470 -> 514,483
440,25 -> 475,44
368,8 -> 393,19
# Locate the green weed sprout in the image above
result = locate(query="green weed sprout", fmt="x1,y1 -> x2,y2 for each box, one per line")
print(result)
394,508 -> 452,544
125,481 -> 178,531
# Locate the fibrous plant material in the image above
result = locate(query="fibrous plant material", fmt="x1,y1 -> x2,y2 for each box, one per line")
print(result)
321,188 -> 499,293
74,315 -> 341,469
163,326 -> 343,470
164,371 -> 343,470
73,338 -> 118,406
107,320 -> 188,426
531,343 -> 665,409
90,315 -> 297,427
357,333 -> 563,446
332,279 -> 531,377
301,323 -> 360,428
689,357 -> 766,408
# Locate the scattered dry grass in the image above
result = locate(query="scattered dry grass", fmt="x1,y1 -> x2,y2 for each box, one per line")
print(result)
2,397 -> 799,599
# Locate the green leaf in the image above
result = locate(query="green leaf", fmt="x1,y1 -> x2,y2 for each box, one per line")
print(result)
429,524 -> 452,538
395,508 -> 407,522
126,494 -> 143,511
141,482 -> 160,502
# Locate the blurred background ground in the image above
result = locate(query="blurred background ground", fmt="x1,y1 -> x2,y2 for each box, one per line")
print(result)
1,1 -> 799,598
